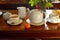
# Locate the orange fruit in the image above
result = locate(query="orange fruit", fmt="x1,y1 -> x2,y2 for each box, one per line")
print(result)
25,23 -> 31,29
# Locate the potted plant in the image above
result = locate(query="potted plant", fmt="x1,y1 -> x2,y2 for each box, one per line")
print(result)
29,0 -> 53,10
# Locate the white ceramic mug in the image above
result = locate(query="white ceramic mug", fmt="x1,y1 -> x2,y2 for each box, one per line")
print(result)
17,7 -> 26,19
8,14 -> 20,24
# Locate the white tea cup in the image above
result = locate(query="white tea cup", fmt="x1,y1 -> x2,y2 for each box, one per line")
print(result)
49,13 -> 59,22
8,14 -> 20,24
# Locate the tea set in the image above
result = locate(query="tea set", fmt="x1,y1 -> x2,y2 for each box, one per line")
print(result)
2,7 -> 60,26
3,12 -> 23,25
46,10 -> 60,23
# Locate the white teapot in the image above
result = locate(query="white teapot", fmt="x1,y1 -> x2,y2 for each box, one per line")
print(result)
29,9 -> 44,24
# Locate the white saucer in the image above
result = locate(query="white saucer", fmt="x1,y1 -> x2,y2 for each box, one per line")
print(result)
26,19 -> 44,26
7,19 -> 23,25
47,18 -> 60,23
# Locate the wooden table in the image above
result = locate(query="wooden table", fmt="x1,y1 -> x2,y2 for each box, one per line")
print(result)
0,10 -> 60,40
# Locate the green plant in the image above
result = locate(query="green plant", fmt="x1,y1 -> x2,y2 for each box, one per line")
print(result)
29,0 -> 53,8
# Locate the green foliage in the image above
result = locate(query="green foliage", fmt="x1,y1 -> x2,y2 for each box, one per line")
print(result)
46,2 -> 53,8
28,0 -> 53,8
29,0 -> 40,6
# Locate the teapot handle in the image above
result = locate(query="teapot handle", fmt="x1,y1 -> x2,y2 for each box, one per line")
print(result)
27,8 -> 30,13
26,8 -> 30,16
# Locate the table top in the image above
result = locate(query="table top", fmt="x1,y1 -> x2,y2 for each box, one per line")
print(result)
0,10 -> 60,31
0,10 -> 60,38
